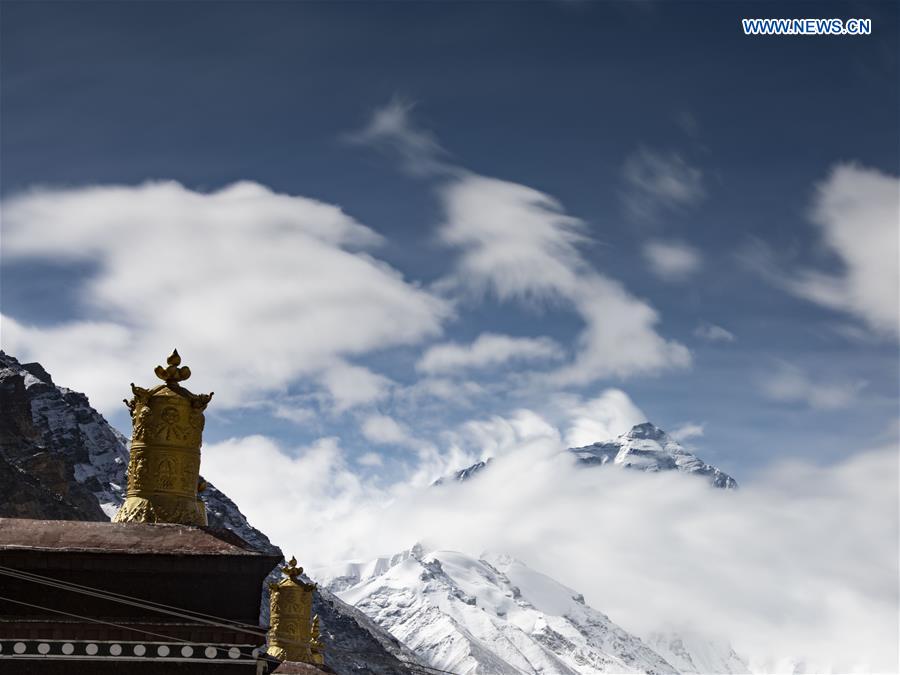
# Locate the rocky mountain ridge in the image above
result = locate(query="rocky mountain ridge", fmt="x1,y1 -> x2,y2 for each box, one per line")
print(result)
0,353 -> 126,521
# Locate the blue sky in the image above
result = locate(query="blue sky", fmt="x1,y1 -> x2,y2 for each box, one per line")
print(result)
2,0 -> 898,483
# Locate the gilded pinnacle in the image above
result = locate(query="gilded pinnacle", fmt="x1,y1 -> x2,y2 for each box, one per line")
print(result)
284,556 -> 304,582
154,349 -> 192,384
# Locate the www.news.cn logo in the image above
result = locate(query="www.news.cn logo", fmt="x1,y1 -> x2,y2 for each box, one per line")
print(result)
742,18 -> 872,36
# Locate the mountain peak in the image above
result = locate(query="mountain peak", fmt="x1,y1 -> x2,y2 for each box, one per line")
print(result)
409,542 -> 426,560
624,421 -> 669,441
573,423 -> 738,489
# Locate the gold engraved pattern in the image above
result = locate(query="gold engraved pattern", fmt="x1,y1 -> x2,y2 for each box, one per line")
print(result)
155,406 -> 184,442
133,406 -> 152,442
156,456 -> 176,490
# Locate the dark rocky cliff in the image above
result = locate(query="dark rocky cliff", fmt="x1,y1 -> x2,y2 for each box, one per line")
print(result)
0,356 -> 109,520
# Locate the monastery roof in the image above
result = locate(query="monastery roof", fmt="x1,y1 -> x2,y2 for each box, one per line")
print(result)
0,518 -> 270,556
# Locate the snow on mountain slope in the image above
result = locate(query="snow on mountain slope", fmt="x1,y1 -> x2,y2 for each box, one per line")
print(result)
646,631 -> 750,674
321,548 -> 422,593
441,422 -> 737,490
1,353 -> 128,520
314,545 -> 679,675
571,423 -> 737,489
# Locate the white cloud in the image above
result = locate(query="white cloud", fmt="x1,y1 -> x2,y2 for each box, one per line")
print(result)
694,322 -> 736,343
403,442 -> 481,490
318,362 -> 392,413
0,317 -> 139,414
760,363 -> 867,410
417,333 -> 563,374
270,403 -> 316,426
397,376 -> 486,408
438,174 -> 588,303
202,435 -> 374,560
203,430 -> 898,672
345,96 -> 447,176
551,277 -> 691,383
0,181 -> 448,413
455,409 -> 560,459
437,174 -> 690,383
361,414 -> 415,447
670,422 -> 705,442
357,452 -> 384,467
622,147 -> 705,220
564,388 -> 646,447
786,164 -> 899,337
354,103 -> 690,385
643,239 -> 703,281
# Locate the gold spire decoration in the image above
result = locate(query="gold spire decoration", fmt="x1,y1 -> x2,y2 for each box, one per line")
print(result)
154,348 -> 191,383
113,350 -> 214,526
267,556 -> 323,665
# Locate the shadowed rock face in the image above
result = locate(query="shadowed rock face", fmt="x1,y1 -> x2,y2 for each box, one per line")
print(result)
0,354 -> 109,521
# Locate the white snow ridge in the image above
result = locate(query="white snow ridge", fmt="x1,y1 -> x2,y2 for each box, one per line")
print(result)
314,545 -> 682,674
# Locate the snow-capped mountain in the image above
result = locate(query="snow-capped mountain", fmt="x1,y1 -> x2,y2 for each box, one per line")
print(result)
440,422 -> 737,489
314,545 -> 680,675
571,423 -> 737,489
0,351 -> 425,675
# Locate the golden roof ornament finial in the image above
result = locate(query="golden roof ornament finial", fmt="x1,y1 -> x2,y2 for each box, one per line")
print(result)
154,349 -> 191,384
283,556 -> 304,583
113,350 -> 213,526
